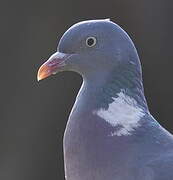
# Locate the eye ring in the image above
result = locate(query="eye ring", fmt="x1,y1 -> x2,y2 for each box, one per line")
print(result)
86,36 -> 97,47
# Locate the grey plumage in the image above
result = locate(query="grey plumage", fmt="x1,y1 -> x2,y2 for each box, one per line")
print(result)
38,19 -> 173,180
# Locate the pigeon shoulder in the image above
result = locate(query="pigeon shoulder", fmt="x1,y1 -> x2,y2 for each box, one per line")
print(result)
144,152 -> 173,180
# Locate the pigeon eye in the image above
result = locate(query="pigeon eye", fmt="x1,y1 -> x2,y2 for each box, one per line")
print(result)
86,37 -> 97,47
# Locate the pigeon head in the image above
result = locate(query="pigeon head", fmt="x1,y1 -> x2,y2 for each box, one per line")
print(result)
37,19 -> 141,82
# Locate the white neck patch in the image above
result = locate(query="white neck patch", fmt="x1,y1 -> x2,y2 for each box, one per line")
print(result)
93,91 -> 145,136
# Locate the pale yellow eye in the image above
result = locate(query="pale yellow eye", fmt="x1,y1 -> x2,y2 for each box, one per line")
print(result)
86,37 -> 97,47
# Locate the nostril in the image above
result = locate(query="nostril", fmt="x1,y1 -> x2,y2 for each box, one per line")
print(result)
58,49 -> 76,54
57,45 -> 76,54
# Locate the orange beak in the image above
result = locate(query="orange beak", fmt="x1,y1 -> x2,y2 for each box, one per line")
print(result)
37,63 -> 52,81
37,52 -> 69,81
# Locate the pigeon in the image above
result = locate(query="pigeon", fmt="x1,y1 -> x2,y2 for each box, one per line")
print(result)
37,19 -> 173,180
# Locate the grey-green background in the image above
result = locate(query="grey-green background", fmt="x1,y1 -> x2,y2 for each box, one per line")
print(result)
0,0 -> 173,179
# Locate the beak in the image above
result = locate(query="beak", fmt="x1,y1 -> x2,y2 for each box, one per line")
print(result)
37,52 -> 70,81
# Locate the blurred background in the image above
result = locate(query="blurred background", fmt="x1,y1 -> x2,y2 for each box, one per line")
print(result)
0,0 -> 173,179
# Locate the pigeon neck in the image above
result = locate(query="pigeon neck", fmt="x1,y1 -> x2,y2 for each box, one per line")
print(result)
82,62 -> 148,112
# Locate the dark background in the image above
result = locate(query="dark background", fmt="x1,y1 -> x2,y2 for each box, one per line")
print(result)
0,0 -> 173,179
